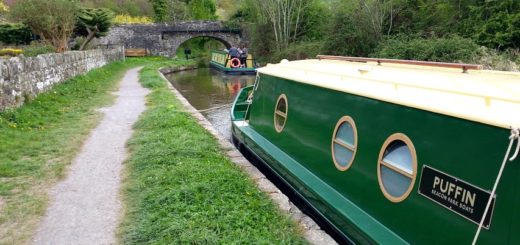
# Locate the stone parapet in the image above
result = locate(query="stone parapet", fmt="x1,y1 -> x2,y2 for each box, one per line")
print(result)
0,47 -> 124,110
99,21 -> 243,57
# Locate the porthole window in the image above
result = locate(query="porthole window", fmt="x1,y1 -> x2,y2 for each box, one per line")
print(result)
274,94 -> 288,133
331,116 -> 357,171
377,133 -> 417,202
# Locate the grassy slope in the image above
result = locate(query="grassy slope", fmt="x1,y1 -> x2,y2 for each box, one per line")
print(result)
0,57 -> 175,244
119,63 -> 306,244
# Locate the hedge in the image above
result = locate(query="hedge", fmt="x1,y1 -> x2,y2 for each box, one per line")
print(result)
0,24 -> 32,45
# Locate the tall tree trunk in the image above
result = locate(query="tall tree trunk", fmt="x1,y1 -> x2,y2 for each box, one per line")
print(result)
79,26 -> 99,51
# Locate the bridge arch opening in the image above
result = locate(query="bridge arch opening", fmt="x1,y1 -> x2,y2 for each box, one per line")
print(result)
176,36 -> 234,59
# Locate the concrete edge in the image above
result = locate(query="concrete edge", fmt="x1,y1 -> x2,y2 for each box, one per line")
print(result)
157,66 -> 338,245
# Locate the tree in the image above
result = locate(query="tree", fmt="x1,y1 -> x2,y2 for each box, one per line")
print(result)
151,0 -> 217,22
10,0 -> 79,52
324,6 -> 378,56
253,0 -> 309,51
151,0 -> 169,22
0,2 -> 8,23
466,0 -> 520,49
76,8 -> 114,50
189,0 -> 217,20
80,0 -> 154,16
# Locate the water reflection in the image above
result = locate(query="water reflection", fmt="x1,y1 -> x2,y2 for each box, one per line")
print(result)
165,68 -> 256,139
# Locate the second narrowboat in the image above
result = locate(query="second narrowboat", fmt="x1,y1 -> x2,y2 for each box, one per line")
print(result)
210,50 -> 257,75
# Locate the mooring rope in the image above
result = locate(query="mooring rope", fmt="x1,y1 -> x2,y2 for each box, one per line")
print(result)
197,103 -> 232,113
472,127 -> 519,245
509,128 -> 520,161
243,73 -> 260,118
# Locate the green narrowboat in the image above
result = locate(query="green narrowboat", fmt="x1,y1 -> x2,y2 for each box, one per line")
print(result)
231,55 -> 520,244
210,50 -> 257,75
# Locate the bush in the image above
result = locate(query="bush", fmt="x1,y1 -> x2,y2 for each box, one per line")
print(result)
371,35 -> 479,63
113,14 -> 153,24
471,47 -> 519,71
23,42 -> 55,57
270,41 -> 324,62
323,8 -> 379,57
0,48 -> 23,57
0,24 -> 32,45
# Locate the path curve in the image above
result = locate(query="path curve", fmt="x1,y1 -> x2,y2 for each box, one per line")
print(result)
33,67 -> 148,245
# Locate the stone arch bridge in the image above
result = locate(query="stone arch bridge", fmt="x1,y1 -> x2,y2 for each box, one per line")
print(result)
99,21 -> 244,57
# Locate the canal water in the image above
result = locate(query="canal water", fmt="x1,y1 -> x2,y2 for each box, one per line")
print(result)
165,68 -> 255,139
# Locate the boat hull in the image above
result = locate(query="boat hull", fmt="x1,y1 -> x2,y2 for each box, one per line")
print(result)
209,61 -> 256,75
231,73 -> 519,244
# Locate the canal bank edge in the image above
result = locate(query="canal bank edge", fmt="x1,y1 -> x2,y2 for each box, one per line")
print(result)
157,67 -> 337,245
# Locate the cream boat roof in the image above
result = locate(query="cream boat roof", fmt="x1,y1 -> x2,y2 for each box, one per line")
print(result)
257,59 -> 520,129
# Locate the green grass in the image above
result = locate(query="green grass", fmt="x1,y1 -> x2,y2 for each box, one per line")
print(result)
119,63 -> 306,244
0,57 -> 189,244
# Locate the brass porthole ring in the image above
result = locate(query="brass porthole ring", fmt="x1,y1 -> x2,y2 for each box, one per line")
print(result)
274,94 -> 288,133
331,116 -> 358,171
377,133 -> 417,203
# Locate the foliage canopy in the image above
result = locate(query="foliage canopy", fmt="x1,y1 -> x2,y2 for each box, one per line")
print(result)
0,2 -> 8,23
150,0 -> 217,22
230,0 -> 519,68
75,8 -> 114,50
10,0 -> 79,52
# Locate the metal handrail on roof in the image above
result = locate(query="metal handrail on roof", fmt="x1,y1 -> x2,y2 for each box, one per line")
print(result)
317,55 -> 483,73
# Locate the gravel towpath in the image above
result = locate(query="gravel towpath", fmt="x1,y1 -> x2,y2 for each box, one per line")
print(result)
32,67 -> 148,245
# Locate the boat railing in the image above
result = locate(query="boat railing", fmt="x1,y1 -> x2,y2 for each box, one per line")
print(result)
231,86 -> 254,121
317,55 -> 482,73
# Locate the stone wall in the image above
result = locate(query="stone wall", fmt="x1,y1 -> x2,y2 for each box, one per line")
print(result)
99,21 -> 243,57
0,47 -> 124,110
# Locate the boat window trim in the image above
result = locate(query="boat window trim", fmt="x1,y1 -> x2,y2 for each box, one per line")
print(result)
377,133 -> 417,203
331,116 -> 358,171
274,94 -> 288,133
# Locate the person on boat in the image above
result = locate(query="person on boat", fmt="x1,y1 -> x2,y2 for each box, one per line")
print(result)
228,46 -> 241,68
228,46 -> 240,59
239,45 -> 248,68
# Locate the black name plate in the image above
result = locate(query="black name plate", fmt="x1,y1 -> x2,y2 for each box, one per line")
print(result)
418,165 -> 495,229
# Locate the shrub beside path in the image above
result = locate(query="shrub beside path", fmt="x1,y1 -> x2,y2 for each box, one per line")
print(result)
32,67 -> 148,244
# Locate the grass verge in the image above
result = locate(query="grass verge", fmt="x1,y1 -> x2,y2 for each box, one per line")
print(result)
0,57 -> 189,244
119,63 -> 306,243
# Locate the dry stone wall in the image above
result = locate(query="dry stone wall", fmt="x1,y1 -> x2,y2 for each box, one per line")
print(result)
0,47 -> 124,110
